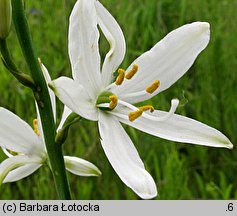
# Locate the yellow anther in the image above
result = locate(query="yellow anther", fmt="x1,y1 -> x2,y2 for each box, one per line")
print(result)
33,119 -> 40,136
139,105 -> 155,113
128,110 -> 143,122
125,64 -> 138,80
109,95 -> 118,110
33,119 -> 38,127
146,80 -> 160,94
115,69 -> 125,85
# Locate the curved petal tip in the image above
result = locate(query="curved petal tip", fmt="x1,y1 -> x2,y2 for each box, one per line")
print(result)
64,156 -> 102,177
134,175 -> 158,199
198,21 -> 210,31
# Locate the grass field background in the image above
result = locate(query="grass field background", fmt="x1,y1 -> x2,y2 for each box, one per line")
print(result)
0,0 -> 236,199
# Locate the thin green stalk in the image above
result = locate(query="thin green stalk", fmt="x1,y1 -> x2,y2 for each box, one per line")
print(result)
0,38 -> 35,88
11,0 -> 71,199
0,38 -> 17,71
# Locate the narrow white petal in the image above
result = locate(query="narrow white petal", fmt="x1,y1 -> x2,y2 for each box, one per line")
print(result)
98,112 -> 157,199
57,106 -> 72,132
113,107 -> 233,149
35,101 -> 45,144
69,0 -> 102,99
35,63 -> 56,143
0,108 -> 44,155
50,77 -> 98,121
95,1 -> 126,87
39,62 -> 56,120
1,147 -> 13,158
0,155 -> 42,184
112,22 -> 210,104
3,163 -> 42,183
64,156 -> 101,176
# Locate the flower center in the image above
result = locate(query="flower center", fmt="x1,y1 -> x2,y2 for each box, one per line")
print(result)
96,91 -> 118,111
97,64 -> 178,122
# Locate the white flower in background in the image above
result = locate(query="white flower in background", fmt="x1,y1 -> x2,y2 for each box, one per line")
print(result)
50,0 -> 233,199
0,63 -> 101,185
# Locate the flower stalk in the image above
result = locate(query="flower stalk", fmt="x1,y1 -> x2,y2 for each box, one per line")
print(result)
0,38 -> 35,88
11,0 -> 71,199
0,0 -> 12,39
55,113 -> 82,145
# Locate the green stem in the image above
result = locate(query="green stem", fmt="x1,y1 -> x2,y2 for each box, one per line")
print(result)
0,38 -> 17,71
0,38 -> 35,88
11,0 -> 71,199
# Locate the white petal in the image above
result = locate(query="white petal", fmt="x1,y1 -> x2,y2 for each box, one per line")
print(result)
35,63 -> 56,143
64,156 -> 101,176
0,155 -> 42,184
57,106 -> 72,132
50,77 -> 98,121
112,107 -> 233,149
35,101 -> 45,144
39,62 -> 56,120
0,108 -> 44,155
98,112 -> 157,199
69,0 -> 102,99
112,22 -> 210,104
3,163 -> 42,183
1,147 -> 13,158
95,1 -> 126,87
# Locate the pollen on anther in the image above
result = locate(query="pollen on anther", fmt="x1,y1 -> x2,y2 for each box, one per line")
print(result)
125,64 -> 138,80
146,80 -> 160,94
115,69 -> 125,85
109,95 -> 118,110
33,119 -> 40,136
139,105 -> 155,113
128,110 -> 143,122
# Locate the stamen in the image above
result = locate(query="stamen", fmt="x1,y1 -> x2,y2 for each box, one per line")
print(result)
33,119 -> 40,136
125,64 -> 138,80
117,99 -> 179,122
142,99 -> 179,121
115,69 -> 125,85
146,80 -> 160,94
128,110 -> 143,122
127,105 -> 154,121
139,105 -> 155,113
33,119 -> 38,127
109,95 -> 118,110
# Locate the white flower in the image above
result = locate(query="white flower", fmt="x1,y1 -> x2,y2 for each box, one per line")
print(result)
0,63 -> 101,185
50,0 -> 233,199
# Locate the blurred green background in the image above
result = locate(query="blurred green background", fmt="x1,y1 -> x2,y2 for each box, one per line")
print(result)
0,0 -> 236,199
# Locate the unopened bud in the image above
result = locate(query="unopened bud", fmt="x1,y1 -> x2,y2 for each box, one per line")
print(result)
0,0 -> 12,39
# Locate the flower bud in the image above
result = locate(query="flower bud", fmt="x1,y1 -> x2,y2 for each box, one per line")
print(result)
0,0 -> 12,39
